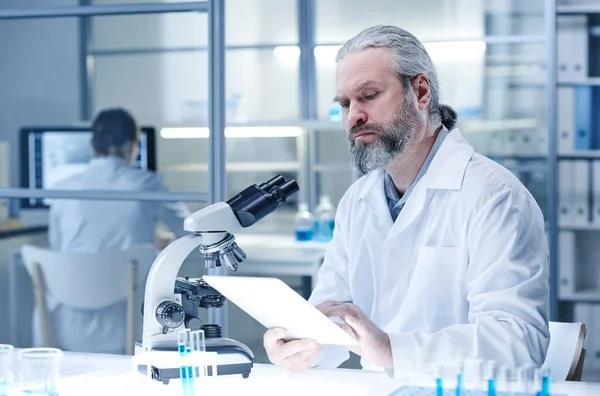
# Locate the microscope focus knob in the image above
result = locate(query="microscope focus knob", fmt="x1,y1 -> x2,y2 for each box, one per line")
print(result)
155,301 -> 185,329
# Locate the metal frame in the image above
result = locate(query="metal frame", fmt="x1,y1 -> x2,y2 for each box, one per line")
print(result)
88,43 -> 291,56
545,0 -> 558,321
315,34 -> 548,47
78,0 -> 92,120
0,2 -> 208,19
298,0 -> 319,211
0,189 -> 208,202
206,0 -> 227,329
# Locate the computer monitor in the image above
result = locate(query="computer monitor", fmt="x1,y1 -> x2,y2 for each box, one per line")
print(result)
19,126 -> 157,209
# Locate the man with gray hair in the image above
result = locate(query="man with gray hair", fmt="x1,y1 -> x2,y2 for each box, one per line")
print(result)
264,25 -> 549,376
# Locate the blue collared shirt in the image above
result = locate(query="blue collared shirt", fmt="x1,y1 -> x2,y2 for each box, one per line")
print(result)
384,126 -> 449,222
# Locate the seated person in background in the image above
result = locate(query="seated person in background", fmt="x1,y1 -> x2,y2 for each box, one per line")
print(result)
263,25 -> 550,375
42,108 -> 190,353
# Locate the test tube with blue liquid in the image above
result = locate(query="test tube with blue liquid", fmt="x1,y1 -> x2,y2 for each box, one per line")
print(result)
0,345 -> 13,396
455,361 -> 464,396
434,364 -> 444,396
485,361 -> 497,396
534,367 -> 551,396
539,367 -> 551,396
178,329 -> 193,396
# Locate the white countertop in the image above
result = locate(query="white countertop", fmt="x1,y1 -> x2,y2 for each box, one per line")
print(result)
55,352 -> 600,396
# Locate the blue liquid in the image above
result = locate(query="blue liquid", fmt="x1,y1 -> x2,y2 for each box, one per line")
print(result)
329,104 -> 342,121
487,378 -> 496,396
0,381 -> 6,396
435,378 -> 443,396
178,343 -> 193,396
186,347 -> 193,380
455,373 -> 464,396
540,375 -> 551,395
315,219 -> 335,242
295,228 -> 313,241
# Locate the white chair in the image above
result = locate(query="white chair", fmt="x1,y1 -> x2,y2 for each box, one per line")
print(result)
543,321 -> 587,381
20,244 -> 158,355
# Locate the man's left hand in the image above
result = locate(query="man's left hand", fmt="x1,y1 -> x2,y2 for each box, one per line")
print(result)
316,300 -> 393,369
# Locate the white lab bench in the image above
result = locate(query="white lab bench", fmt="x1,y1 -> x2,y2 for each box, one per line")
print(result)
233,233 -> 327,297
7,233 -> 328,347
49,351 -> 600,396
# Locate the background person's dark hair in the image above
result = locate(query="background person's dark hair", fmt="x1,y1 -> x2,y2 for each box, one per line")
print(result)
91,108 -> 138,157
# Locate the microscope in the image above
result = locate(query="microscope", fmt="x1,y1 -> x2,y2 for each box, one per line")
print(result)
137,175 -> 299,383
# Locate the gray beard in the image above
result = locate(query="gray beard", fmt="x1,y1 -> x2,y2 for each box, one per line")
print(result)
348,96 -> 419,176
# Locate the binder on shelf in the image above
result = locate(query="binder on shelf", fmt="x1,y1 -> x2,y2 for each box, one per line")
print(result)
574,86 -> 595,150
558,160 -> 574,226
572,160 -> 590,226
515,130 -> 532,156
558,87 -> 575,154
558,230 -> 576,298
592,161 -> 600,226
557,15 -> 589,83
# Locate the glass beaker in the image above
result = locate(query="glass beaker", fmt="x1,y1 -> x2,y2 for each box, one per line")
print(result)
14,348 -> 62,396
0,345 -> 13,396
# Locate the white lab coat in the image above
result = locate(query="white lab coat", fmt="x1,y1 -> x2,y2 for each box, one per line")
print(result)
40,156 -> 190,353
308,128 -> 550,375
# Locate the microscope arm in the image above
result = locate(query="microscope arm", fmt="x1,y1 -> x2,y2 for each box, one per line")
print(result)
142,234 -> 204,351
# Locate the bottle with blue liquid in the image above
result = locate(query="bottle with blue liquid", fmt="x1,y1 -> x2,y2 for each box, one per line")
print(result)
314,196 -> 336,242
329,103 -> 342,122
294,203 -> 315,242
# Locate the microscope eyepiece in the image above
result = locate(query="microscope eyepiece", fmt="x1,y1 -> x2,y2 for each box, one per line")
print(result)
259,175 -> 286,190
279,179 -> 300,198
226,174 -> 299,227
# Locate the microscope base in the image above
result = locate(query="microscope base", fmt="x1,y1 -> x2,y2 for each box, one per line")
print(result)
135,337 -> 254,384
139,361 -> 252,384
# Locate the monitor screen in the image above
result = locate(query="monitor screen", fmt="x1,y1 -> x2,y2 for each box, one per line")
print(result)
20,126 -> 156,208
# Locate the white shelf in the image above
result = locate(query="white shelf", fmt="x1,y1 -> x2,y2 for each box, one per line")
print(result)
558,151 -> 600,159
557,78 -> 600,86
160,117 -> 541,134
560,291 -> 600,302
227,120 -> 344,130
163,162 -> 299,173
313,164 -> 351,172
559,224 -> 600,231
460,118 -> 539,133
487,154 -> 547,160
557,4 -> 600,14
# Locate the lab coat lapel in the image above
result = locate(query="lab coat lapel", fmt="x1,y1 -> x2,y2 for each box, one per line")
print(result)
389,128 -> 474,236
358,170 -> 394,230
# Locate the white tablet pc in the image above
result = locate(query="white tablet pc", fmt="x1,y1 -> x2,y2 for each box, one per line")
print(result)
203,275 -> 358,346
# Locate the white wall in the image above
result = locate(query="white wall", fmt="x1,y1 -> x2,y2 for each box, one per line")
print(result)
0,0 -> 81,189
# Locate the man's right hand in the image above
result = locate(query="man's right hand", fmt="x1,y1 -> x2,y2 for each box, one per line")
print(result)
263,327 -> 322,372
